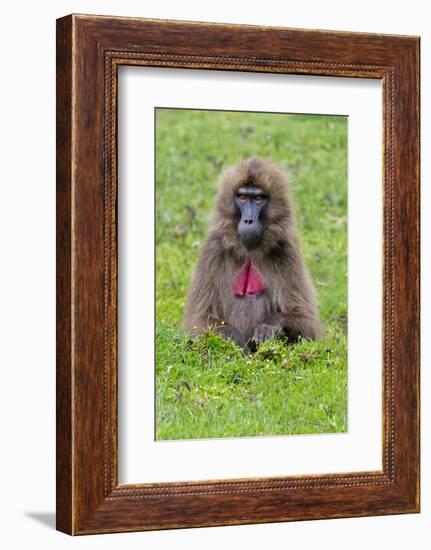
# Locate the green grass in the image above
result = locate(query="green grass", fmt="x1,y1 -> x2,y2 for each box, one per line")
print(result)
155,108 -> 348,440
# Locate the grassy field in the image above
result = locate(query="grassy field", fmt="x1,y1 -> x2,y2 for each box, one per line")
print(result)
155,108 -> 348,440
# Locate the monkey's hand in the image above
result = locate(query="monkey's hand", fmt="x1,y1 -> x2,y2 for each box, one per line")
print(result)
249,323 -> 282,351
213,321 -> 246,348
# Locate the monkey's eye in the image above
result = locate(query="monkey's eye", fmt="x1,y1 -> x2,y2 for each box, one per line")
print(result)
238,194 -> 247,203
255,195 -> 264,204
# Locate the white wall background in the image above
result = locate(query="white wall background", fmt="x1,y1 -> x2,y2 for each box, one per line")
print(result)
0,1 -> 428,548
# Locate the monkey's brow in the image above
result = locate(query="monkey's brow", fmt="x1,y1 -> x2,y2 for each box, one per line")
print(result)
236,186 -> 267,196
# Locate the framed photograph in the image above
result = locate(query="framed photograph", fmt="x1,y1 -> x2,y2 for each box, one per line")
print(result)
56,14 -> 420,535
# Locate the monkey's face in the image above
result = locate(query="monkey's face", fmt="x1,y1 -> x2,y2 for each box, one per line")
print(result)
234,186 -> 269,250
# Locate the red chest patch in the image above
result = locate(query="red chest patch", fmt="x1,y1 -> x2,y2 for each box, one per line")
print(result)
233,259 -> 265,297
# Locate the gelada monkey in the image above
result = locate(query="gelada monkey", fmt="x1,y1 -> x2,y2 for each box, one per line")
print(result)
183,157 -> 323,352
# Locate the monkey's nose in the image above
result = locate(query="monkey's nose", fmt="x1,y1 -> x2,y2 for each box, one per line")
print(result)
243,218 -> 254,225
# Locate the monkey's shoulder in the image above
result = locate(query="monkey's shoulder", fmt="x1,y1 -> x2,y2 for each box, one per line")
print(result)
198,234 -> 244,269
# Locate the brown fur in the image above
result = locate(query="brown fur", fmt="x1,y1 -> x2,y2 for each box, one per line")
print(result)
183,157 -> 323,349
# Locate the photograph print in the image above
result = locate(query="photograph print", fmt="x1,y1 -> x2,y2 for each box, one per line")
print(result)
155,107 -> 348,441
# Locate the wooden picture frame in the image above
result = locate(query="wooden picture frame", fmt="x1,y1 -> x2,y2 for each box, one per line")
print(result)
56,14 -> 420,535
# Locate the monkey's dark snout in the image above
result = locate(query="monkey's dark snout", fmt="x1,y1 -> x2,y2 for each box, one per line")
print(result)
234,185 -> 268,250
238,218 -> 263,249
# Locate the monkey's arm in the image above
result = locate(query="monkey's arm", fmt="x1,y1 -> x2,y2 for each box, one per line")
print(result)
208,316 -> 247,348
185,307 -> 246,348
183,236 -> 246,347
251,247 -> 324,347
251,307 -> 323,349
183,237 -> 221,333
247,287 -> 323,351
